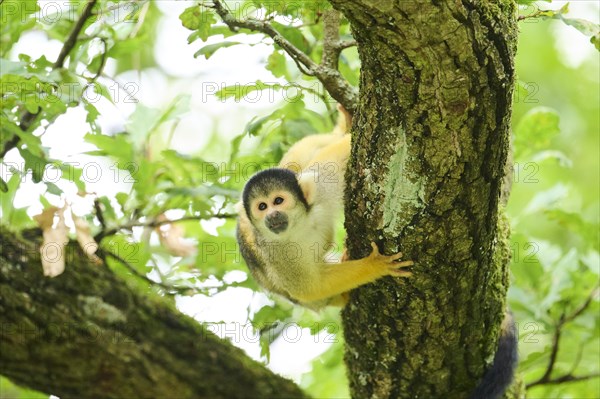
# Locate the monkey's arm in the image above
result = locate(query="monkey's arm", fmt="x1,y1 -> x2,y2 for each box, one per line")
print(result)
289,243 -> 412,304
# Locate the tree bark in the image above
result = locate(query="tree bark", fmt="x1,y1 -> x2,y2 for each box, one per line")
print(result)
0,230 -> 306,398
329,1 -> 518,398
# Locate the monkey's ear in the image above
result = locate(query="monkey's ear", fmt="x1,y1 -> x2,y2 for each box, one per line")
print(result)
297,173 -> 317,206
235,200 -> 251,220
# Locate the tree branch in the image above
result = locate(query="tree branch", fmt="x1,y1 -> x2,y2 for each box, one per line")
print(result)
321,10 -> 356,70
209,0 -> 357,114
526,285 -> 600,389
0,230 -> 307,398
53,1 -> 98,69
321,10 -> 342,70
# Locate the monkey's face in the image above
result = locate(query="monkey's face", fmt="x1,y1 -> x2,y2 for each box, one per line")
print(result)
249,190 -> 304,235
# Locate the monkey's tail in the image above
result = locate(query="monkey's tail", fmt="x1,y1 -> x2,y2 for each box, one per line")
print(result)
470,312 -> 518,399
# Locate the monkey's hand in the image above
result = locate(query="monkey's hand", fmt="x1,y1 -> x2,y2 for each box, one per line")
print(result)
366,242 -> 413,278
341,242 -> 413,276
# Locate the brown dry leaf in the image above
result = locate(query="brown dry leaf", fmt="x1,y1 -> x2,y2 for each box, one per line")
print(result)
34,206 -> 68,277
155,215 -> 196,257
33,206 -> 59,229
72,211 -> 102,265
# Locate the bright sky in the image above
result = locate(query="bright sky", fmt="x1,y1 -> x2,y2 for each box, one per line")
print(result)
4,0 -> 599,384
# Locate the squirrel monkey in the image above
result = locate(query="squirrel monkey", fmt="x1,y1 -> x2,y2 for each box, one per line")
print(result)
236,106 -> 413,308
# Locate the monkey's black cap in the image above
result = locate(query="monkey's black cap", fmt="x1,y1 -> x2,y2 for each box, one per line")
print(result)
242,168 -> 309,218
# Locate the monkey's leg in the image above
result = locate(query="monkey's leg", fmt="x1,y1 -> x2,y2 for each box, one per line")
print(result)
279,133 -> 347,172
305,134 -> 351,171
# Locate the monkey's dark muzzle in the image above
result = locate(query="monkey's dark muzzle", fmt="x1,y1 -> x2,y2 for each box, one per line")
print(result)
266,211 -> 288,234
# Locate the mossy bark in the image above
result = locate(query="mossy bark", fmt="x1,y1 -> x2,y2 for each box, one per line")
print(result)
328,1 -> 518,398
0,230 -> 306,399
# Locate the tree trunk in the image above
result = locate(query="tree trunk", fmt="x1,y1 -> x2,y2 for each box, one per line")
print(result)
0,230 -> 306,398
329,1 -> 519,398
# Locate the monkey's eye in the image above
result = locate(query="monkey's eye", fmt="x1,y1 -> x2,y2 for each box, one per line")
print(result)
274,197 -> 284,205
258,202 -> 267,211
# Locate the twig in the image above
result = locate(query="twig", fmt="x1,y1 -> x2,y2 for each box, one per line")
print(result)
95,213 -> 236,241
93,199 -> 107,230
538,312 -> 564,384
209,0 -> 357,114
526,285 -> 600,389
529,373 -> 600,386
53,1 -> 98,69
98,247 -> 179,293
518,10 -> 555,21
89,37 -> 108,81
562,286 -> 599,324
98,246 -> 235,297
1,0 -> 98,159
337,39 -> 357,50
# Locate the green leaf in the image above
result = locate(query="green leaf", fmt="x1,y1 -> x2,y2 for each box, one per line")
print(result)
0,0 -> 39,56
45,182 -> 62,196
0,173 -> 21,222
179,6 -> 216,41
83,98 -> 100,133
252,303 -> 293,327
59,162 -> 85,192
531,150 -> 572,168
266,50 -> 289,79
591,34 -> 600,52
514,107 -> 560,160
84,133 -> 134,163
545,210 -> 599,250
126,103 -> 161,147
125,96 -> 189,149
180,6 -> 202,30
216,80 -> 282,101
0,177 -> 7,193
194,41 -> 240,59
97,196 -> 118,225
39,194 -> 52,209
559,17 -> 599,38
523,184 -> 568,215
554,7 -> 600,52
518,350 -> 547,369
19,148 -> 48,183
271,21 -> 310,54
0,59 -> 27,76
245,109 -> 283,136
156,94 -> 191,126
115,192 -> 130,211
